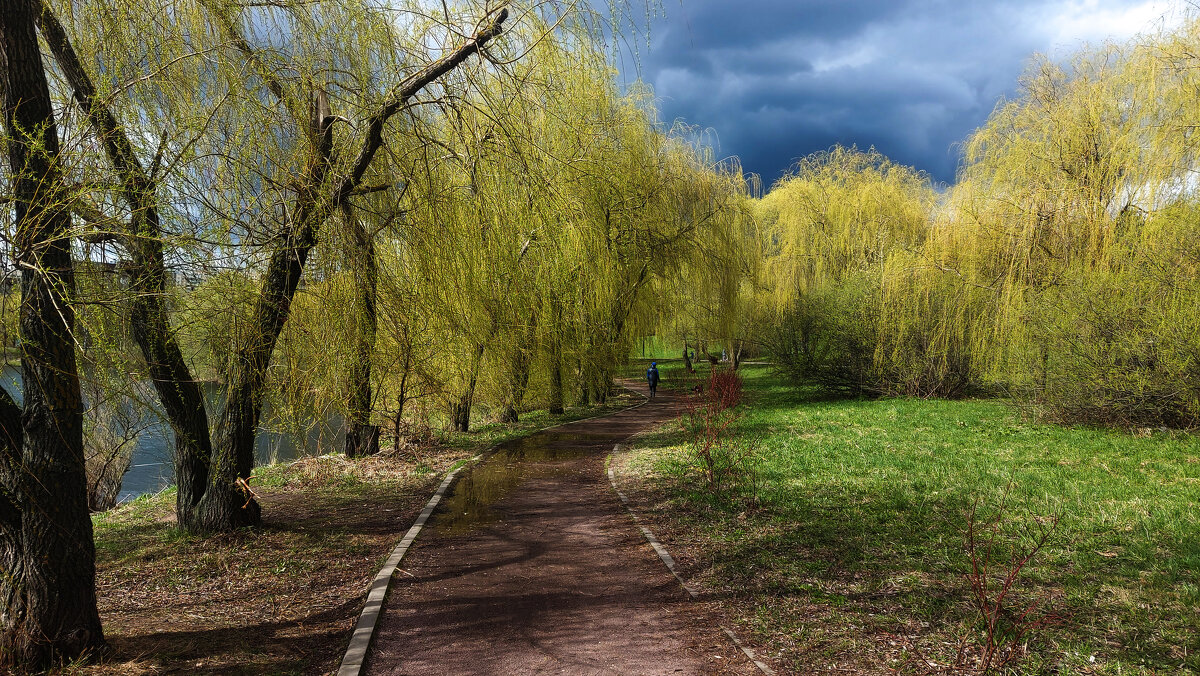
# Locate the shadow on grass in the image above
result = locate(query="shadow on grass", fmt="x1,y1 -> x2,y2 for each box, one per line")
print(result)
628,368 -> 1200,673
103,597 -> 363,675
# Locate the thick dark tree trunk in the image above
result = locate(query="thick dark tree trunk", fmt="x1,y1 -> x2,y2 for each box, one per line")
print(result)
450,395 -> 471,432
344,207 -> 380,458
41,4 -> 508,533
345,424 -> 381,458
451,343 -> 485,432
548,355 -> 564,414
0,389 -> 25,666
591,375 -> 609,405
36,4 -> 215,530
200,214 -> 322,531
593,348 -> 614,404
732,339 -> 744,371
682,345 -> 693,372
500,310 -> 538,423
0,2 -> 104,665
190,9 -> 508,531
500,358 -> 533,422
548,300 -> 565,415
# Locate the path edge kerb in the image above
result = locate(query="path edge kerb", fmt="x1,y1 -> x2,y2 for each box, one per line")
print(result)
607,441 -> 777,676
336,390 -> 650,676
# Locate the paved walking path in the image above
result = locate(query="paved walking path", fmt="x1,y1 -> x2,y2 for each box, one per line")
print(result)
363,384 -> 759,675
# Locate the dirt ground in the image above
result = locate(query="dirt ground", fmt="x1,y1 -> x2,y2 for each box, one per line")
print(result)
365,384 -> 763,675
73,451 -> 475,676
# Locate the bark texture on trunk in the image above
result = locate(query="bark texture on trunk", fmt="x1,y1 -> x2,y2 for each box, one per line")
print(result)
201,212 -> 321,531
345,424 -> 381,458
547,300 -> 564,415
0,1 -> 104,664
37,3 -> 508,533
194,8 -> 508,530
344,206 -> 379,458
36,6 -> 214,528
451,343 -> 486,432
0,389 -> 24,666
500,310 -> 538,423
548,356 -> 564,415
576,355 -> 591,407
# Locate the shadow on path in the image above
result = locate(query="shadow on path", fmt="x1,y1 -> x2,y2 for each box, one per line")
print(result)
365,383 -> 757,675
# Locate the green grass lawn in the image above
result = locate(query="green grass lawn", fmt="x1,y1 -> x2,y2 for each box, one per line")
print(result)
616,365 -> 1200,674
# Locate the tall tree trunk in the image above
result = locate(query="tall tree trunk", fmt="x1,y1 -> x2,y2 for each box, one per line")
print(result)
391,352 -> 411,455
0,2 -> 104,665
0,390 -> 25,666
189,8 -> 508,531
576,355 -> 591,407
40,3 -> 507,533
36,5 -> 214,529
548,299 -> 564,415
451,343 -> 485,432
500,309 -> 539,423
548,348 -> 564,414
344,207 -> 379,458
592,368 -> 610,404
196,215 -> 321,531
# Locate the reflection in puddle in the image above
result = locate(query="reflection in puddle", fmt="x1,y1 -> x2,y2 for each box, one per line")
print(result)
432,432 -> 614,536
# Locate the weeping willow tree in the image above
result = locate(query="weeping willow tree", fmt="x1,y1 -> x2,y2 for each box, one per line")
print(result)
758,146 -> 961,395
948,23 -> 1200,425
346,29 -> 758,430
643,144 -> 761,371
560,92 -> 762,399
32,0 -> 517,531
11,0 -> 743,545
756,17 -> 1200,424
0,0 -> 106,664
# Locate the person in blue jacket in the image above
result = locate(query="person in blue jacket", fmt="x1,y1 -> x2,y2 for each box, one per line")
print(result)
646,361 -> 660,399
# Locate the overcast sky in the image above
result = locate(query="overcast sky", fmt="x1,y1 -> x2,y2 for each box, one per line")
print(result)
617,0 -> 1183,186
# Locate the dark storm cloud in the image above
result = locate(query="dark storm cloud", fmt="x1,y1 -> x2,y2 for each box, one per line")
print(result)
628,0 -> 1174,185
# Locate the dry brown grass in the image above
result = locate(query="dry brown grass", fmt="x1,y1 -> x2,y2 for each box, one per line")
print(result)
61,445 -> 471,676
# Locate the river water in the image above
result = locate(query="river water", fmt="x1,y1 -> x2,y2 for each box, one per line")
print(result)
1,366 -> 343,503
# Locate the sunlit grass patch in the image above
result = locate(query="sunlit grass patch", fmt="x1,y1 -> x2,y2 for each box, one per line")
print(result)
615,365 -> 1200,674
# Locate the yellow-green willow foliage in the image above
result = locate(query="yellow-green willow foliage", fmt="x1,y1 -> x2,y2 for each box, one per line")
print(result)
946,21 -> 1200,426
757,147 -> 971,396
566,104 -> 755,395
758,19 -> 1200,424
33,0 -> 705,449
253,20 -> 752,432
648,149 -> 762,369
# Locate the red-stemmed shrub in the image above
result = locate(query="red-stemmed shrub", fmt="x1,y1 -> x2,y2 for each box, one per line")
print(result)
707,368 -> 744,411
680,368 -> 757,497
959,488 -> 1062,673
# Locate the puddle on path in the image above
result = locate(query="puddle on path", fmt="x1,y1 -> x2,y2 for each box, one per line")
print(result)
431,431 -> 615,536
